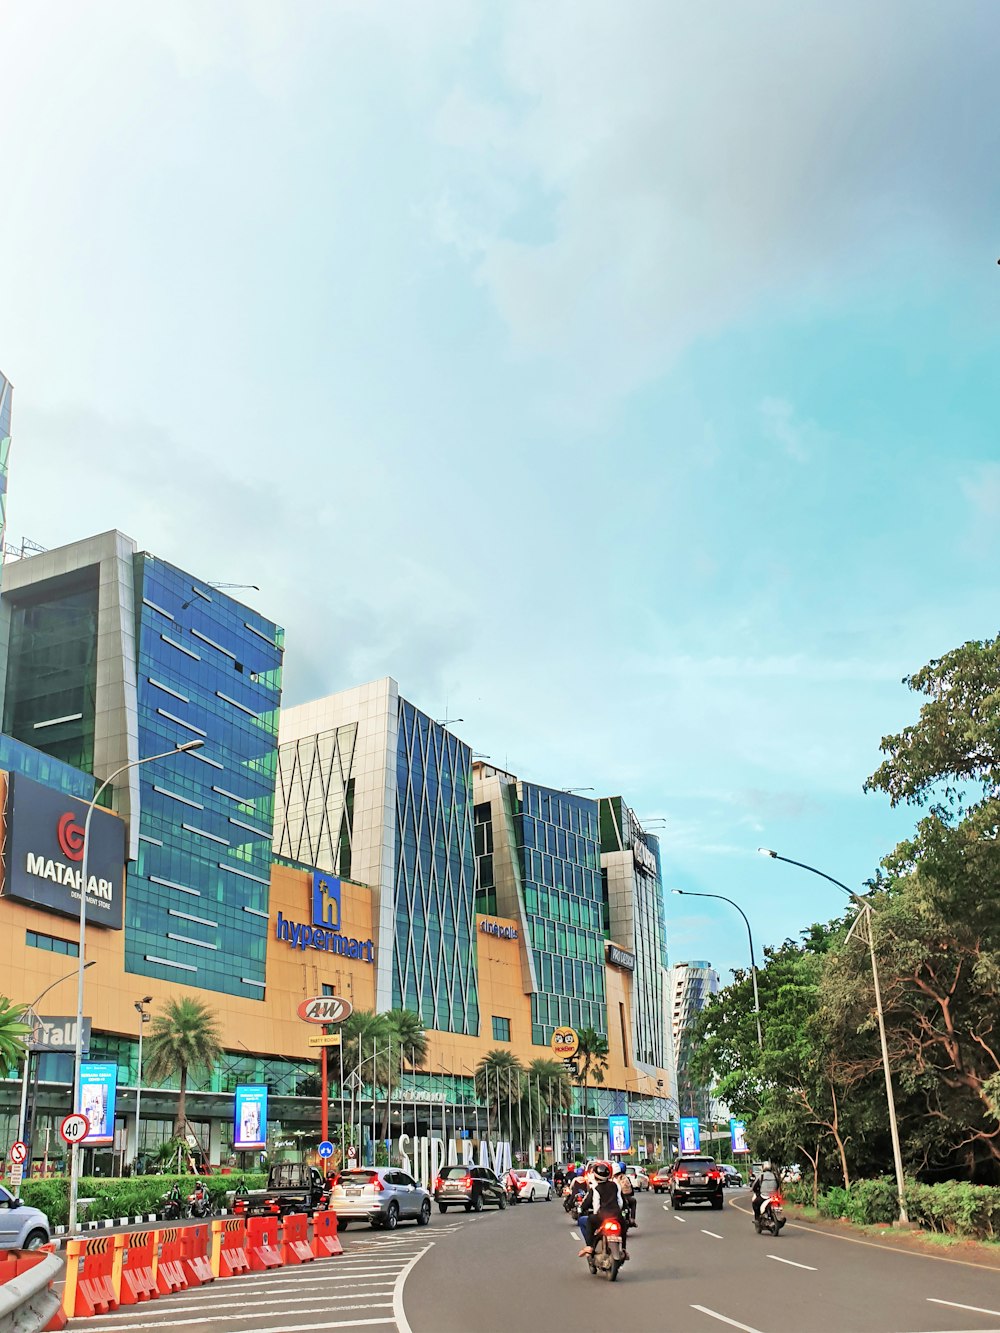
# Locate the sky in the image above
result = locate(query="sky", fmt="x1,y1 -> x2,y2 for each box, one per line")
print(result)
2,1 -> 998,984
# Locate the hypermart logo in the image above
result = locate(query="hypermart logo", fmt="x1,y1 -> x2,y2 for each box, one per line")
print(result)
275,870 -> 375,963
4,774 -> 125,930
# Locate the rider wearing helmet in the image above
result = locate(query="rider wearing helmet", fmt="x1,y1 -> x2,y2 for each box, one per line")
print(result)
750,1160 -> 780,1223
577,1160 -> 627,1257
614,1160 -> 637,1227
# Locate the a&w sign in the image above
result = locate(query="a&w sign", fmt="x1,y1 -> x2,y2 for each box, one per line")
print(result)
296,995 -> 353,1025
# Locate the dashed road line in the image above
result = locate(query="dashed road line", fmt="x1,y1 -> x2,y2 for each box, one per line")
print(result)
701,1229 -> 724,1239
927,1298 -> 1000,1317
766,1254 -> 816,1271
691,1306 -> 763,1332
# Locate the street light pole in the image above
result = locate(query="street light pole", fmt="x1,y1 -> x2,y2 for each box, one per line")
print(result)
758,848 -> 908,1224
17,963 -> 97,1160
671,889 -> 763,1049
68,739 -> 203,1235
133,998 -> 153,1168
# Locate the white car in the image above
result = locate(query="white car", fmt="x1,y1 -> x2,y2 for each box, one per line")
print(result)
622,1164 -> 650,1191
511,1169 -> 553,1201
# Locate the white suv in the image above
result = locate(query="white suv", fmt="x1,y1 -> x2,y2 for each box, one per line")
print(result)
621,1164 -> 649,1191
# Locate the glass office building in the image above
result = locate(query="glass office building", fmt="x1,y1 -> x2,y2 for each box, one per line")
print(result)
0,371 -> 10,565
473,765 -> 606,1044
0,532 -> 284,998
127,553 -> 283,996
275,679 -> 480,1035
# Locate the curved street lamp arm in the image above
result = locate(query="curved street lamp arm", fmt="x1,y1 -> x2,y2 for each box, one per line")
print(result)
762,852 -> 859,902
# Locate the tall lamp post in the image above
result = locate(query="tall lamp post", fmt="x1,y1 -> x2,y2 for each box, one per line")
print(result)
757,848 -> 908,1224
68,739 -> 203,1235
17,962 -> 97,1160
671,889 -> 763,1049
133,997 -> 153,1168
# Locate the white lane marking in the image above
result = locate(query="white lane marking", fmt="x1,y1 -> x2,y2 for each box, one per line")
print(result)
88,1290 -> 397,1318
82,1313 -> 394,1332
927,1298 -> 1000,1317
691,1307 -> 764,1333
392,1241 -> 434,1333
701,1229 -> 724,1239
674,1215 -> 687,1222
766,1254 -> 817,1271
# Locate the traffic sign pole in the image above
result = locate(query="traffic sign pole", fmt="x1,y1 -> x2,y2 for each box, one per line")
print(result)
321,1044 -> 329,1149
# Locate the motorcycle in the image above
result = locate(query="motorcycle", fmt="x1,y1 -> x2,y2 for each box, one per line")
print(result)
586,1217 -> 626,1281
159,1183 -> 184,1221
754,1192 -> 785,1236
187,1181 -> 215,1219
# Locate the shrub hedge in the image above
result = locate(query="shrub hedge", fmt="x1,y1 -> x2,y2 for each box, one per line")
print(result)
17,1173 -> 268,1228
782,1176 -> 1000,1240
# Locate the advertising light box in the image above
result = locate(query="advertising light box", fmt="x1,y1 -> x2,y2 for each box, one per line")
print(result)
608,1114 -> 632,1153
679,1116 -> 701,1153
234,1084 -> 268,1151
77,1062 -> 118,1145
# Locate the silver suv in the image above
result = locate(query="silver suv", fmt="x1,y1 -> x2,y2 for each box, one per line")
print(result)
0,1184 -> 51,1249
327,1167 -> 432,1230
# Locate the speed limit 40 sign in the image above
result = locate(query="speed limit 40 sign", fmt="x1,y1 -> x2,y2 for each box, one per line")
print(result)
60,1113 -> 90,1145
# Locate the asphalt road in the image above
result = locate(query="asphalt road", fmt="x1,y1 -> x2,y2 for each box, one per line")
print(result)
66,1189 -> 1000,1333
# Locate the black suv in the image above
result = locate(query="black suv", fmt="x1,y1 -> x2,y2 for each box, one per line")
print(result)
434,1165 -> 509,1213
669,1155 -> 725,1209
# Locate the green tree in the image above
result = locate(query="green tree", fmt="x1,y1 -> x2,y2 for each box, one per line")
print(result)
575,1028 -> 609,1151
0,997 -> 30,1077
522,1058 -> 573,1159
475,1049 -> 524,1138
144,997 -> 222,1137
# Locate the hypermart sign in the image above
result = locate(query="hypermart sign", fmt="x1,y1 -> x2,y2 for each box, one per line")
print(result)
3,774 -> 125,929
274,871 -> 375,963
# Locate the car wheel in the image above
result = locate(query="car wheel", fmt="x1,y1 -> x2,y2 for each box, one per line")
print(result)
472,1194 -> 484,1213
671,1196 -> 682,1210
417,1200 -> 431,1227
23,1230 -> 47,1250
498,1192 -> 508,1210
336,1218 -> 350,1231
712,1198 -> 724,1210
384,1202 -> 399,1231
438,1203 -> 449,1213
545,1187 -> 553,1201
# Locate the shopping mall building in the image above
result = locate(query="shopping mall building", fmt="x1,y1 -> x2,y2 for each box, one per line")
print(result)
0,529 -> 676,1179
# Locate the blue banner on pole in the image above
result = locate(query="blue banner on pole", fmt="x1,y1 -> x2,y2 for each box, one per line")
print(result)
77,1062 -> 117,1145
234,1084 -> 268,1150
679,1117 -> 701,1153
730,1118 -> 748,1154
608,1114 -> 632,1153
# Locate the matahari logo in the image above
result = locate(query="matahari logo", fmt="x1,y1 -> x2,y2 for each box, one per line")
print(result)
57,812 -> 86,862
311,872 -> 341,931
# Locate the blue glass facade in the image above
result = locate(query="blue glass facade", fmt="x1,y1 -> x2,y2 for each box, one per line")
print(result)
515,783 -> 606,1045
125,554 -> 283,997
0,733 -> 98,802
393,700 -> 479,1034
0,371 -> 10,566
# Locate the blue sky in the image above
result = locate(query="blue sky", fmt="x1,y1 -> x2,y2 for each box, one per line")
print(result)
2,2 -> 998,982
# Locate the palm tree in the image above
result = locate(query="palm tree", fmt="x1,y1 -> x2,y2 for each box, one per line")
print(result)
576,1027 -> 609,1155
144,997 -> 222,1138
380,1009 -> 427,1136
523,1058 -> 572,1165
475,1049 -> 524,1139
0,997 -> 30,1077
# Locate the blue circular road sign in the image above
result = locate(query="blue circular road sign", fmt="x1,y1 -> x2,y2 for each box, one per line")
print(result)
318,1140 -> 334,1158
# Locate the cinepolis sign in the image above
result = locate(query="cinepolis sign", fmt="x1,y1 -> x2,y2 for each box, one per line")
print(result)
274,871 -> 375,964
4,774 -> 125,930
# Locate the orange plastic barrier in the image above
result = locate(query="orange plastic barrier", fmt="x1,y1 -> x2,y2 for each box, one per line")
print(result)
112,1231 -> 158,1305
0,1251 -> 18,1286
311,1210 -> 344,1259
280,1212 -> 314,1266
246,1215 -> 284,1271
211,1216 -> 251,1278
61,1235 -> 119,1319
152,1226 -> 190,1295
180,1222 -> 216,1286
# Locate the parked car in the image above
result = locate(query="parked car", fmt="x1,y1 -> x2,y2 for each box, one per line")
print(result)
0,1185 -> 50,1250
434,1164 -> 508,1213
669,1155 -> 724,1209
326,1168 -> 431,1230
621,1164 -> 649,1192
651,1166 -> 672,1194
720,1165 -> 743,1188
511,1169 -> 553,1201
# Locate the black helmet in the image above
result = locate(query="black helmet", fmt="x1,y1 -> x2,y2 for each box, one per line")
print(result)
593,1161 -> 612,1180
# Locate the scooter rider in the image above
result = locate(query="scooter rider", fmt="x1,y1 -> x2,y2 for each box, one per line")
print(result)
614,1161 -> 637,1228
750,1161 -> 780,1224
577,1161 -> 627,1258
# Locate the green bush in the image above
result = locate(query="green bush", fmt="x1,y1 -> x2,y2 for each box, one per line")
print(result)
787,1176 -> 1000,1241
17,1173 -> 269,1229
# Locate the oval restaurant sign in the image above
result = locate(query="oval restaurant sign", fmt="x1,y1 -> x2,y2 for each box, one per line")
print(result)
297,996 -> 354,1025
551,1026 -> 579,1058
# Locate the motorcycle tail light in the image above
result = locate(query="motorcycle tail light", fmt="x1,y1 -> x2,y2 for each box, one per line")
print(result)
771,1194 -> 783,1206
604,1220 -> 621,1235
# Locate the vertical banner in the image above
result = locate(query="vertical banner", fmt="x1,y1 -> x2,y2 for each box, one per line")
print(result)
679,1116 -> 701,1153
234,1084 -> 268,1151
608,1114 -> 632,1153
730,1118 -> 748,1154
78,1062 -> 118,1145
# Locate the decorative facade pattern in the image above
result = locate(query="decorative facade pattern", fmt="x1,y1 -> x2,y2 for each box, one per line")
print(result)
275,724 -> 358,876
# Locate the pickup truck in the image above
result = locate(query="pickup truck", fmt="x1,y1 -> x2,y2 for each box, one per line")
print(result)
227,1164 -> 330,1217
